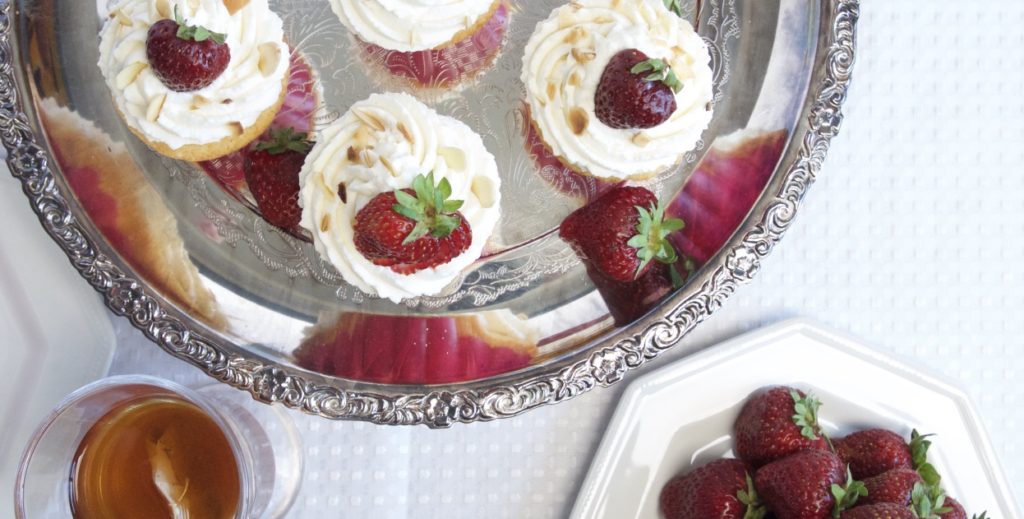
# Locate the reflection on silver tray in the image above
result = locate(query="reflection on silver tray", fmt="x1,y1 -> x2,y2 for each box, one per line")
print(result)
1,0 -> 858,427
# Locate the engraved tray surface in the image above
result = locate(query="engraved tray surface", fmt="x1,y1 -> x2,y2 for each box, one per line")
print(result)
1,0 -> 858,426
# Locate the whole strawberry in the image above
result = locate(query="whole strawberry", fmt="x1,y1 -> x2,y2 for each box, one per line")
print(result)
861,468 -> 922,506
354,172 -> 471,274
939,498 -> 966,519
244,127 -> 311,230
559,186 -> 684,283
594,49 -> 682,129
754,450 -> 863,519
147,6 -> 230,92
840,504 -> 917,519
833,429 -> 914,480
660,459 -> 765,519
733,386 -> 830,469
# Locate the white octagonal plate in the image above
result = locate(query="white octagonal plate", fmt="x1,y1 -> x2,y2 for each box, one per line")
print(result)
570,319 -> 1019,519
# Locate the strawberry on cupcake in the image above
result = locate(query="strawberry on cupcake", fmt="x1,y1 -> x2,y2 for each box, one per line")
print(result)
522,0 -> 715,180
98,0 -> 290,162
298,92 -> 502,303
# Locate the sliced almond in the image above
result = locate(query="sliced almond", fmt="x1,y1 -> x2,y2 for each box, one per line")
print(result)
396,122 -> 414,145
113,9 -> 132,26
155,0 -> 172,19
227,121 -> 244,136
438,147 -> 466,171
320,214 -> 330,232
568,71 -> 582,87
146,94 -> 166,122
631,132 -> 651,147
546,82 -> 557,102
257,43 -> 281,77
346,146 -> 360,162
115,62 -> 147,89
190,95 -> 212,110
222,0 -> 250,15
571,48 -> 596,64
567,107 -> 588,136
352,108 -> 385,132
379,156 -> 398,177
471,175 -> 496,208
563,26 -> 586,45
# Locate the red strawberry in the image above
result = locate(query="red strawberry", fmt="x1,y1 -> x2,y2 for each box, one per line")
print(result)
861,469 -> 922,506
559,186 -> 685,283
733,386 -> 830,469
840,504 -> 917,519
660,459 -> 765,519
910,483 -> 978,519
243,128 -> 311,230
354,172 -> 471,274
834,429 -> 914,480
754,450 -> 863,519
147,6 -> 230,92
594,49 -> 682,129
939,498 -> 966,519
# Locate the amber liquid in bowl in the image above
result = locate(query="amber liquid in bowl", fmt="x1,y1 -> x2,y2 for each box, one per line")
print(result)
69,395 -> 241,519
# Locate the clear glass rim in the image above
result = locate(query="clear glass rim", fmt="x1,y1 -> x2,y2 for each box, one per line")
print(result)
14,374 -> 254,519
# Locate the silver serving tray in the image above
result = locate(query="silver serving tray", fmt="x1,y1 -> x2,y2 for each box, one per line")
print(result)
1,0 -> 858,427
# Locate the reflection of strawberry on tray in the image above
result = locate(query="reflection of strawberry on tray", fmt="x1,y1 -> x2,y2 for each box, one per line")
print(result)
660,385 -> 983,519
293,310 -> 537,384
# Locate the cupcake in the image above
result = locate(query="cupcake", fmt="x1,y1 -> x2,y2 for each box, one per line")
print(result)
521,0 -> 714,180
98,0 -> 290,162
298,92 -> 502,303
331,0 -> 509,90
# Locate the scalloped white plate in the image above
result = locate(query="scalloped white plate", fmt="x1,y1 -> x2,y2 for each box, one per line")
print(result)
570,319 -> 1018,519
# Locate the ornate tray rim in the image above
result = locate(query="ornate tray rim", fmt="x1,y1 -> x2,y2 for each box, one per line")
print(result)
0,0 -> 859,428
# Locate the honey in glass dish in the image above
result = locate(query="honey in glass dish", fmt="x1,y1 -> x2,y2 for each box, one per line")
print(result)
69,395 -> 241,519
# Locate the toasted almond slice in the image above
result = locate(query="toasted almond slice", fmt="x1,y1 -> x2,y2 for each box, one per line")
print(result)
471,175 -> 496,208
320,214 -> 330,232
155,0 -> 172,19
113,9 -> 132,26
115,62 -> 147,90
352,109 -> 385,132
257,43 -> 281,77
190,95 -> 212,110
227,121 -> 244,136
631,132 -> 651,147
346,146 -> 360,162
547,82 -> 557,102
571,48 -> 596,64
438,147 -> 466,171
223,0 -> 250,15
396,122 -> 414,145
567,107 -> 588,136
568,71 -> 582,87
563,26 -> 586,45
379,156 -> 398,177
146,94 -> 167,122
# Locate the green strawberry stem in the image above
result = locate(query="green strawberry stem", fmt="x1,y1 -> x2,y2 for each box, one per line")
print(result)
630,58 -> 684,93
831,466 -> 867,518
254,127 -> 312,155
627,200 -> 685,279
790,389 -> 830,447
737,473 -> 767,519
174,6 -> 227,44
392,172 -> 465,245
663,0 -> 684,16
911,482 -> 954,519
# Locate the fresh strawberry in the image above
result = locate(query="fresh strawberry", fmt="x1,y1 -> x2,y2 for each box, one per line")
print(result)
354,172 -> 471,274
147,6 -> 230,92
939,498 -> 967,519
243,128 -> 311,230
910,483 -> 962,519
753,450 -> 864,519
833,429 -> 914,480
559,186 -> 685,283
660,459 -> 765,519
840,504 -> 917,519
733,386 -> 830,469
861,469 -> 922,506
594,49 -> 682,129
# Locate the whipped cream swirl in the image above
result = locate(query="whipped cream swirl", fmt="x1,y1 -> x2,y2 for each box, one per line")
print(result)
329,0 -> 498,52
522,0 -> 714,179
98,0 -> 289,150
299,93 -> 502,303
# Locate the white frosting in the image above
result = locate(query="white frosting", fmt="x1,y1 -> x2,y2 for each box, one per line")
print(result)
521,0 -> 714,179
98,0 -> 289,150
299,93 -> 502,303
329,0 -> 497,52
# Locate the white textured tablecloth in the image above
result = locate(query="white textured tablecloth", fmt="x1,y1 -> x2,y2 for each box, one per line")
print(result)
70,1 -> 1024,517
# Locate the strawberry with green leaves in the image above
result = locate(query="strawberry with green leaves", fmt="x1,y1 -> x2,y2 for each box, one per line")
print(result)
733,386 -> 831,469
595,49 -> 683,129
840,503 -> 917,519
753,450 -> 865,519
860,468 -> 923,506
244,127 -> 312,230
833,429 -> 918,480
147,6 -> 230,92
354,172 -> 471,275
660,459 -> 766,519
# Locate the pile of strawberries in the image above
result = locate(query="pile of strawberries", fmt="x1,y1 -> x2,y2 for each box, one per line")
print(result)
659,386 -> 987,519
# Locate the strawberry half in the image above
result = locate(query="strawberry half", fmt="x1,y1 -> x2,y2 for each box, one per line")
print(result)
754,451 -> 865,519
660,459 -> 766,519
733,386 -> 831,469
147,6 -> 230,92
833,429 -> 916,480
559,185 -> 685,283
840,503 -> 917,519
594,49 -> 682,129
354,172 -> 472,275
243,127 -> 311,230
